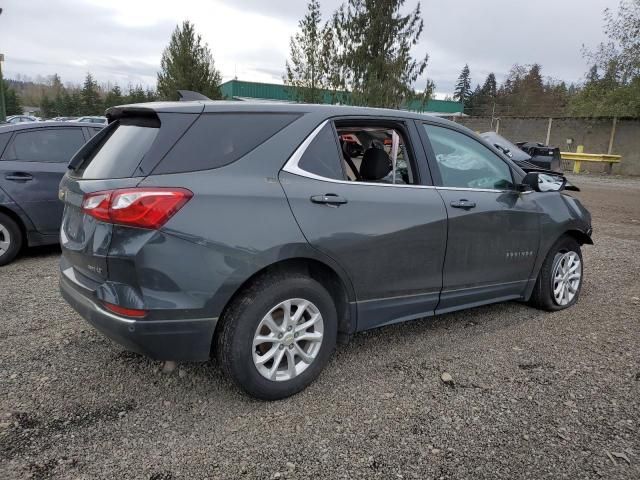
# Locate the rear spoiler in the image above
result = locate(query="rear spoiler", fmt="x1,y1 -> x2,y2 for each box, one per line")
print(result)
177,90 -> 211,101
106,107 -> 160,126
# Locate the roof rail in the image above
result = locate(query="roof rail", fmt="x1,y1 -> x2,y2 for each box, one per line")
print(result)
177,90 -> 211,102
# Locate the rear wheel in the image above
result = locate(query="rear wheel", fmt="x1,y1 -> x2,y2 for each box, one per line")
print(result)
528,236 -> 583,311
0,213 -> 23,266
216,272 -> 337,400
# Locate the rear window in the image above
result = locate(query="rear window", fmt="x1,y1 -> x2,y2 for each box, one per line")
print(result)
74,121 -> 159,179
153,112 -> 300,174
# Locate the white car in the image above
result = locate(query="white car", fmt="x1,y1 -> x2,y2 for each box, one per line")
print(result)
5,115 -> 39,124
74,116 -> 107,125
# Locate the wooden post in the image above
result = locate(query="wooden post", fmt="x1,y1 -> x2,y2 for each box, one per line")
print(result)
573,145 -> 584,174
605,117 -> 617,174
545,117 -> 553,145
607,117 -> 617,154
495,118 -> 500,134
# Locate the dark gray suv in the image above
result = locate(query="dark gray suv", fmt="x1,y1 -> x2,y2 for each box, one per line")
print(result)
59,101 -> 592,399
0,122 -> 102,265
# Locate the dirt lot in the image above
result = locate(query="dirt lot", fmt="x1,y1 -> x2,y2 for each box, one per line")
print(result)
1,174 -> 639,480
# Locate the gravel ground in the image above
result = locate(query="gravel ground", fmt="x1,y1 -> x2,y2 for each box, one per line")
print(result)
1,174 -> 639,480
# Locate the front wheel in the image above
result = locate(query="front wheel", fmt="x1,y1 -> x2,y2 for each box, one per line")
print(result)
216,273 -> 337,400
0,213 -> 23,266
528,236 -> 583,311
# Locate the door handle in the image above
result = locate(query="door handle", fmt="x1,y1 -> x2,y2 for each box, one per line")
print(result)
450,199 -> 476,209
310,194 -> 348,206
5,173 -> 33,182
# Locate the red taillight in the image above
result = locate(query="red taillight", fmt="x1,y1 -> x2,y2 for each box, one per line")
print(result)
81,188 -> 192,229
81,191 -> 111,222
103,302 -> 148,318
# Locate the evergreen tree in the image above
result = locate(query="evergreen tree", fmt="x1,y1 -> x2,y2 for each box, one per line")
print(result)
126,85 -> 147,104
3,81 -> 23,116
104,85 -> 123,109
69,91 -> 83,116
481,73 -> 497,99
58,90 -> 75,116
157,21 -> 222,100
50,74 -> 64,97
333,0 -> 431,108
466,84 -> 483,115
81,73 -> 102,115
453,64 -> 472,105
285,0 -> 327,103
40,94 -> 55,118
53,93 -> 65,117
145,88 -> 158,102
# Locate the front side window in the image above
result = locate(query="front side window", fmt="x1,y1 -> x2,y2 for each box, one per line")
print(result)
3,128 -> 85,163
423,124 -> 513,190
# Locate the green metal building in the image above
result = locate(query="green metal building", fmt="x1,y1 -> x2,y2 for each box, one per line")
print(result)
220,79 -> 463,116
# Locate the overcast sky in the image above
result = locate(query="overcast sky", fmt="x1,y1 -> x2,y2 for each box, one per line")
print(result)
0,0 -> 619,96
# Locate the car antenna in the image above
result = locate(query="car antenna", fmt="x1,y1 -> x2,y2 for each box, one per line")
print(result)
177,90 -> 211,102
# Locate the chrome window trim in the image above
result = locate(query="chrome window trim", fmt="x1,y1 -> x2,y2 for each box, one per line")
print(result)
281,120 -> 513,194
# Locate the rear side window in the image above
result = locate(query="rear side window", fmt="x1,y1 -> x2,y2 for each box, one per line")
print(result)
0,132 -> 10,157
298,123 -> 345,180
2,128 -> 85,163
75,122 -> 159,179
154,113 -> 300,174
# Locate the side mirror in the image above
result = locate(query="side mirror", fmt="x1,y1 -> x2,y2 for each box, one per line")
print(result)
520,172 -> 566,192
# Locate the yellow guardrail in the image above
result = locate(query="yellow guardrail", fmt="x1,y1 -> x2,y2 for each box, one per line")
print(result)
561,145 -> 622,174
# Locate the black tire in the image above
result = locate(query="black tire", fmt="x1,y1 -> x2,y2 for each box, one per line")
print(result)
528,235 -> 583,311
216,272 -> 338,400
0,212 -> 23,266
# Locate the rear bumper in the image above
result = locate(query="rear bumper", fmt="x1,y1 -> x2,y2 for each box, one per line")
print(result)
59,269 -> 217,362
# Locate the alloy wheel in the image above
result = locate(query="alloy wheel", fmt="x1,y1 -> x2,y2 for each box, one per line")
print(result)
252,298 -> 324,381
552,251 -> 582,306
0,224 -> 11,256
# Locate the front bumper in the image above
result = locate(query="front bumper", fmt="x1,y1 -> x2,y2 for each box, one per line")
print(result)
59,269 -> 217,362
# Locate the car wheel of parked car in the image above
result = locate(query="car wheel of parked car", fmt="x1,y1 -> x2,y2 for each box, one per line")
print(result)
0,213 -> 23,266
216,272 -> 338,400
529,236 -> 583,311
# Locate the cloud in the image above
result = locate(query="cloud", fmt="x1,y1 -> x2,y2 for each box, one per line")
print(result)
1,0 -> 618,94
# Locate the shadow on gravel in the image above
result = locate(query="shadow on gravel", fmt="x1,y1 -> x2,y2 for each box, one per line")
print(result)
64,300 -> 538,401
19,244 -> 61,260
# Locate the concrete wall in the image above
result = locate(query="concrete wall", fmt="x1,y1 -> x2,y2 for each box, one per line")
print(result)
451,116 -> 640,176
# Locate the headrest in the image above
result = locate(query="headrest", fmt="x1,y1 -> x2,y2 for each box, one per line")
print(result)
360,148 -> 391,181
